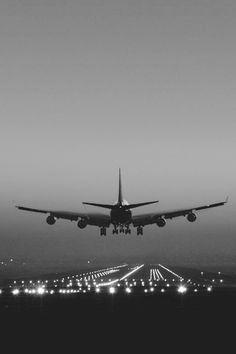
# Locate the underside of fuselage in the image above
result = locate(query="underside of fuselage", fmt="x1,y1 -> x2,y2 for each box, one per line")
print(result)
110,207 -> 132,226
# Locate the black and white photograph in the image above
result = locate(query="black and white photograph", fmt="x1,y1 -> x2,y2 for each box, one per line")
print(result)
0,0 -> 235,344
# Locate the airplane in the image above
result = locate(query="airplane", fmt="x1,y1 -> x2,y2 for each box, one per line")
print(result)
16,169 -> 228,236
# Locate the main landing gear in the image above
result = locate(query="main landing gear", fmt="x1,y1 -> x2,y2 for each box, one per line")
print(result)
125,226 -> 131,234
112,227 -> 119,235
112,226 -> 131,235
100,227 -> 107,236
137,226 -> 143,236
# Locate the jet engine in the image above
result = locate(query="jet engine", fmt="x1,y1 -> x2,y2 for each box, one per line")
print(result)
156,217 -> 166,227
46,215 -> 56,225
187,212 -> 197,222
77,218 -> 88,229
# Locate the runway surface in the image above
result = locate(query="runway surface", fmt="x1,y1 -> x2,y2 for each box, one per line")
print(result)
1,263 -> 236,318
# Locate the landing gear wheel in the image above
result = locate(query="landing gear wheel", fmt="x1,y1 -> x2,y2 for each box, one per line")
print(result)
100,227 -> 107,236
137,226 -> 143,236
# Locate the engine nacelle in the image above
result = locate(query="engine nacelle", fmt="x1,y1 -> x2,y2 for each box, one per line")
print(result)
46,215 -> 56,225
187,212 -> 197,222
77,218 -> 88,229
156,217 -> 166,227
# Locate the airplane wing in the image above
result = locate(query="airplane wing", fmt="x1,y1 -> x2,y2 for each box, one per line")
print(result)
132,198 -> 228,227
16,206 -> 111,227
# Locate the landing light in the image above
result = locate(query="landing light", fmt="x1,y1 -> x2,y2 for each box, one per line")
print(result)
12,289 -> 20,295
125,287 -> 131,294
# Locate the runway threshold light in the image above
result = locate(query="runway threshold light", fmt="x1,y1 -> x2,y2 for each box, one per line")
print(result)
177,285 -> 187,294
37,287 -> 45,295
109,287 -> 116,294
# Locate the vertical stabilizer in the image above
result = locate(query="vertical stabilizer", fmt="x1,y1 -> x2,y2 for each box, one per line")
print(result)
118,168 -> 123,205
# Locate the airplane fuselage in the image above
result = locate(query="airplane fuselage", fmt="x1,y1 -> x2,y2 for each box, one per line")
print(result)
110,205 -> 132,226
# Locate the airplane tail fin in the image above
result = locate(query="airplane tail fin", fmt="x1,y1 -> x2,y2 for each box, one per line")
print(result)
118,168 -> 123,205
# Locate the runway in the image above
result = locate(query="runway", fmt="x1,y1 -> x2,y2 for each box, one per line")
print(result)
1,263 -> 235,298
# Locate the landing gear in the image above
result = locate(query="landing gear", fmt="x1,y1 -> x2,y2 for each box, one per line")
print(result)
125,226 -> 131,235
119,227 -> 125,234
100,227 -> 107,236
137,226 -> 143,236
112,227 -> 119,235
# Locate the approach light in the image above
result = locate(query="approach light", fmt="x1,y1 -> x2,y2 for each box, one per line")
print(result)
177,285 -> 187,294
12,289 -> 20,295
109,287 -> 116,294
37,287 -> 45,295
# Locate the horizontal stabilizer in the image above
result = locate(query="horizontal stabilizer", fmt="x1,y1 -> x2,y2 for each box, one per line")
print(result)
123,201 -> 159,210
82,202 -> 114,209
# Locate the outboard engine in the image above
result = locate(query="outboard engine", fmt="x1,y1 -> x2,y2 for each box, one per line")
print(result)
46,215 -> 56,225
156,217 -> 166,227
187,212 -> 197,222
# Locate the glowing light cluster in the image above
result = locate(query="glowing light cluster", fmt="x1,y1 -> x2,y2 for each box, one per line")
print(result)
177,285 -> 187,294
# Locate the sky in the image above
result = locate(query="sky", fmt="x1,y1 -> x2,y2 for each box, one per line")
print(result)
0,0 -> 235,274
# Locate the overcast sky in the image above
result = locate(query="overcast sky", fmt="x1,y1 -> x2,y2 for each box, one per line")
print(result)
0,0 -> 235,273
